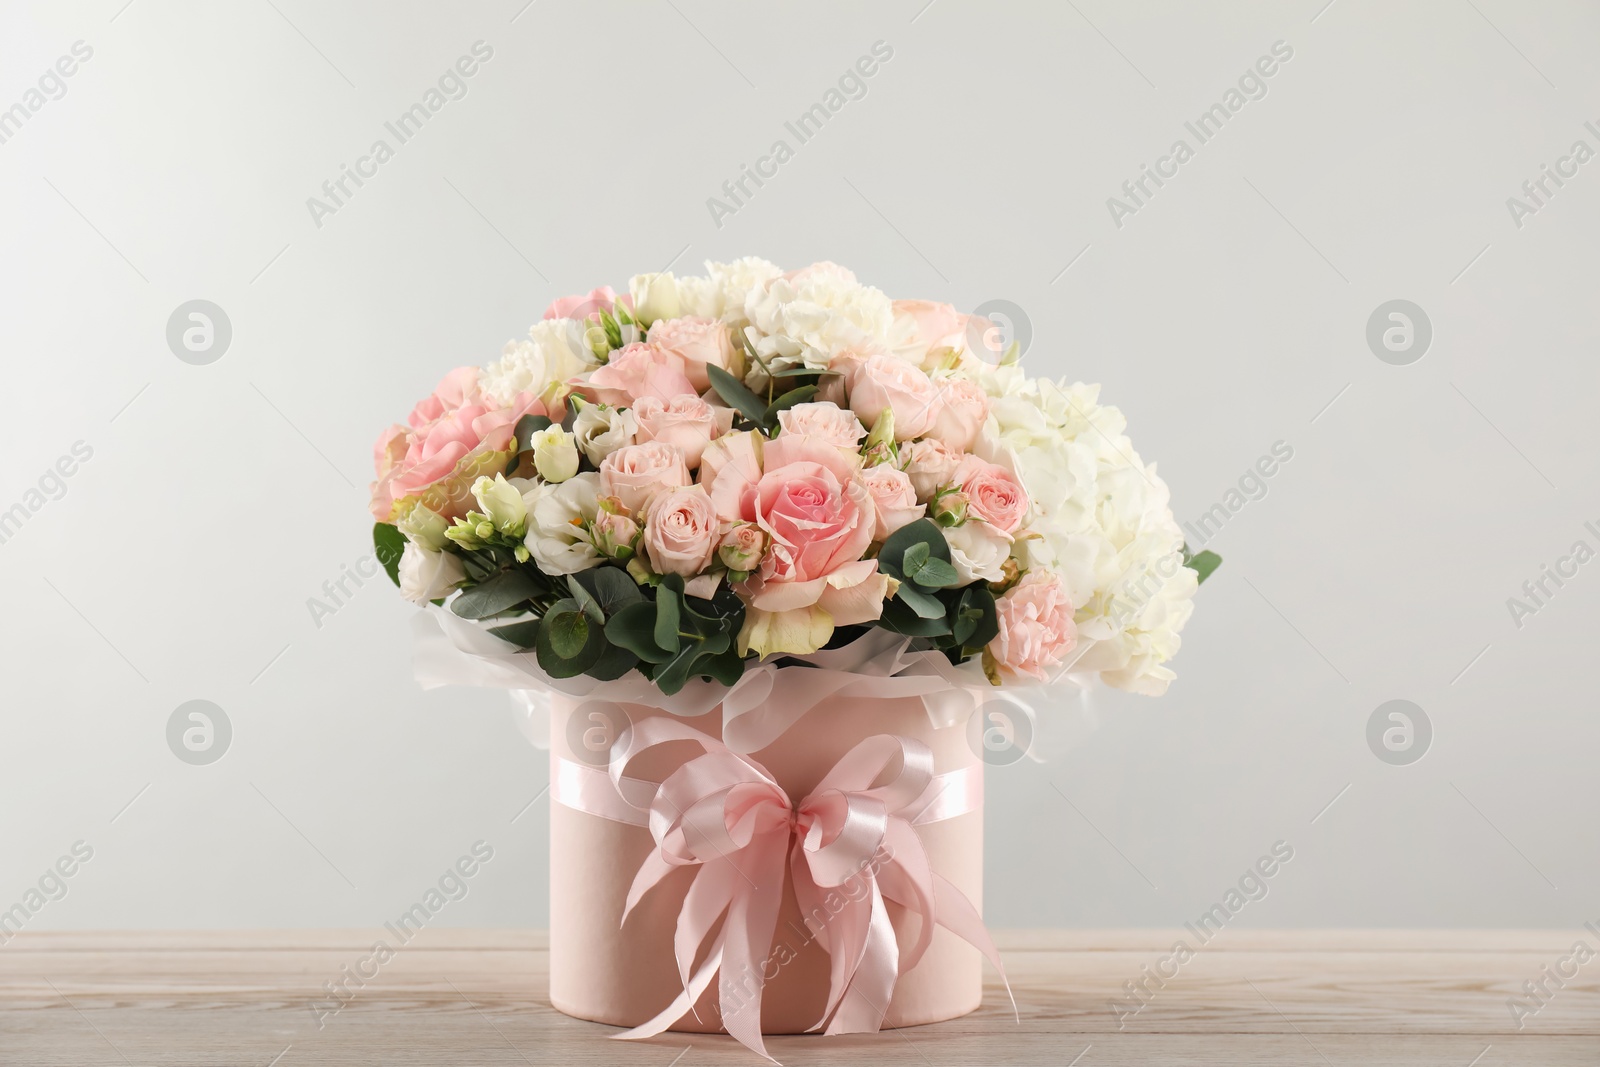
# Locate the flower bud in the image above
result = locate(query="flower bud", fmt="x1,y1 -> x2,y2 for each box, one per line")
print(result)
472,473 -> 528,538
531,426 -> 580,483
931,488 -> 969,527
717,522 -> 766,572
592,509 -> 641,560
393,499 -> 450,550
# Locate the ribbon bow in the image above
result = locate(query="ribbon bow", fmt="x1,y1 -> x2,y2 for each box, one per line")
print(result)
607,717 -> 1013,1063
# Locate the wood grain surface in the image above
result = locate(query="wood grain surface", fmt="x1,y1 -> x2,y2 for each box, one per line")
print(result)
2,930 -> 1595,1065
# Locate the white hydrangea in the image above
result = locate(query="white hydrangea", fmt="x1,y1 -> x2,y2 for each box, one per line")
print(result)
741,261 -> 894,373
982,373 -> 1198,695
481,319 -> 595,403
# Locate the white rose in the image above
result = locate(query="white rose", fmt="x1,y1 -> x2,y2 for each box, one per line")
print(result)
530,426 -> 580,483
944,522 -> 1011,585
398,543 -> 466,604
522,473 -> 602,574
572,401 -> 636,465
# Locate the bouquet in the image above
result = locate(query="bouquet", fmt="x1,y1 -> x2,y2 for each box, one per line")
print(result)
368,259 -> 1217,698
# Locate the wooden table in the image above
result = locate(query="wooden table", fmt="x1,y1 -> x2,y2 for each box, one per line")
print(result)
3,931 -> 1595,1065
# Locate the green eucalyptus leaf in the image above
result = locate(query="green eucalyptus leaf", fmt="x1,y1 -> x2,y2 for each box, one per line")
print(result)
763,384 -> 819,424
451,570 -> 542,619
654,581 -> 682,653
566,575 -> 605,624
878,596 -> 952,637
373,523 -> 406,587
910,555 -> 962,589
486,617 -> 541,650
605,601 -> 672,663
879,519 -> 949,581
588,641 -> 640,681
535,602 -> 603,678
706,364 -> 769,426
574,565 -> 645,614
894,582 -> 948,620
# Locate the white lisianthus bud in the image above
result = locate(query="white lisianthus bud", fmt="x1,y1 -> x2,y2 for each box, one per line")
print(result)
571,399 -> 636,465
530,426 -> 580,483
398,543 -> 466,604
394,500 -> 449,550
629,272 -> 681,326
471,473 -> 528,537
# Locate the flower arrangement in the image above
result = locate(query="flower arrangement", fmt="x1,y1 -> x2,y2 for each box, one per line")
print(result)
369,259 -> 1217,697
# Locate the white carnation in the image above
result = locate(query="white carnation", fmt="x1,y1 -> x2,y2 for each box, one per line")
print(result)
742,261 -> 893,372
481,319 -> 595,403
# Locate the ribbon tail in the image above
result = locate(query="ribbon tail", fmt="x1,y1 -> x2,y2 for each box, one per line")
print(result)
932,873 -> 1017,1024
714,833 -> 789,1064
822,881 -> 898,1035
613,929 -> 726,1043
675,860 -> 738,1018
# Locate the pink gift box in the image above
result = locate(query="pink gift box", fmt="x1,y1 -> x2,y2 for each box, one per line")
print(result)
547,690 -> 985,1035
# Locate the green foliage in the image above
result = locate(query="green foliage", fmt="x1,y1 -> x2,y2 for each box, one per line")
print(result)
451,569 -> 542,619
372,523 -> 406,587
1182,544 -> 1223,584
706,364 -> 770,428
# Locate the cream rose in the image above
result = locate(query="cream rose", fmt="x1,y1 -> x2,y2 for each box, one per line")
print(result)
598,441 -> 691,515
631,394 -> 732,468
848,354 -> 941,441
647,316 -> 742,391
776,401 -> 867,449
641,485 -> 719,577
904,437 -> 964,501
927,377 -> 989,452
859,464 -> 925,540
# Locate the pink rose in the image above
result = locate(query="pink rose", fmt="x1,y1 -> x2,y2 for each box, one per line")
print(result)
718,522 -> 766,572
642,486 -> 719,577
591,506 -> 640,559
700,430 -> 764,523
776,401 -> 866,450
848,354 -> 941,441
716,435 -> 890,656
646,317 -> 741,392
369,423 -> 410,521
598,441 -> 691,515
903,437 -> 964,501
955,456 -> 1029,533
890,299 -> 966,367
543,285 -> 620,321
582,342 -> 698,407
632,394 -> 733,468
991,571 -> 1077,681
382,367 -> 543,520
860,464 -> 925,540
927,377 -> 989,452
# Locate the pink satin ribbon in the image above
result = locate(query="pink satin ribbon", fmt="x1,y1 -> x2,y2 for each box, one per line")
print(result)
551,714 -> 1013,1064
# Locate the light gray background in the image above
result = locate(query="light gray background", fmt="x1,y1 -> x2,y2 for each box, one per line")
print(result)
3,0 -> 1595,935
